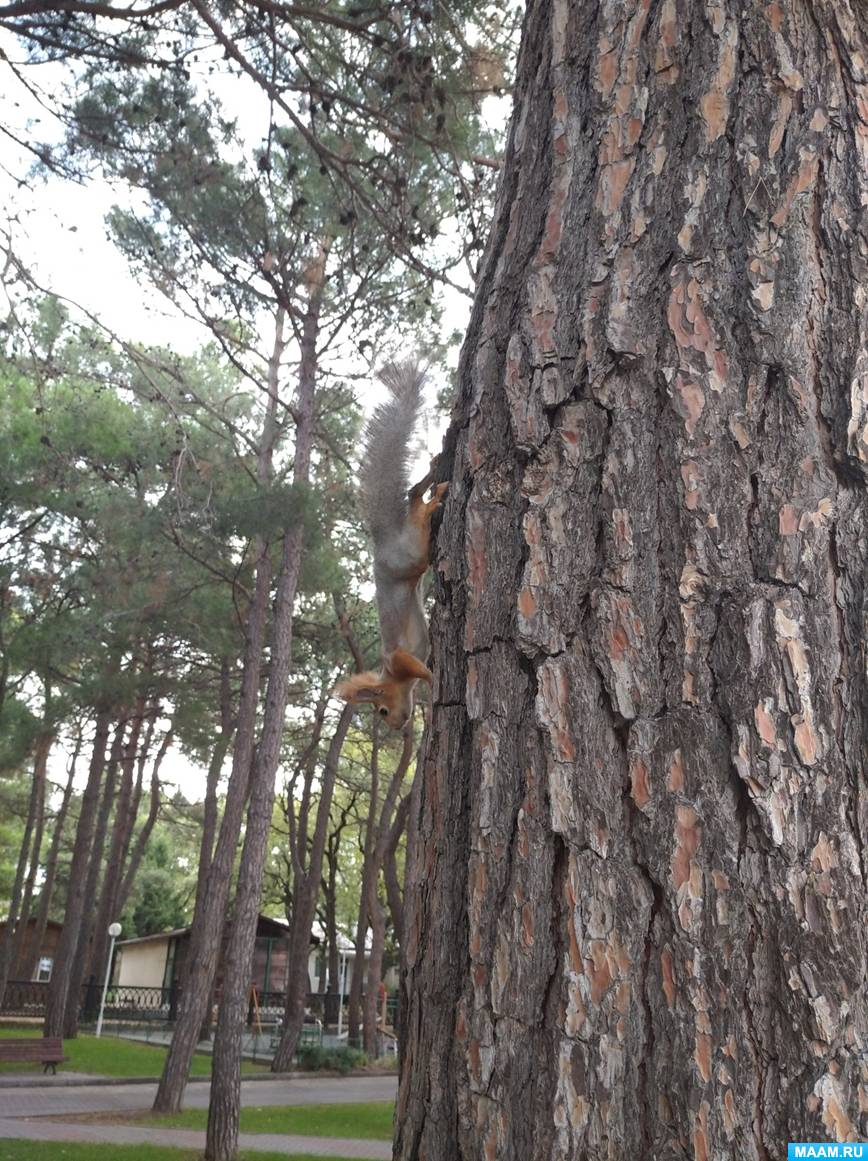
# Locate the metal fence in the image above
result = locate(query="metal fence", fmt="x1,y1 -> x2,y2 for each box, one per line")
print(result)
0,980 -> 180,1022
1,981 -> 359,1029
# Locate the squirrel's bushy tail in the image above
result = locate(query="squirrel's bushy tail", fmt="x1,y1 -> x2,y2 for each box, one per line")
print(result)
362,360 -> 426,545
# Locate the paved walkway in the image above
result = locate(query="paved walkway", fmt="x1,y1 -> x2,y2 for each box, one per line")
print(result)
0,1074 -> 398,1158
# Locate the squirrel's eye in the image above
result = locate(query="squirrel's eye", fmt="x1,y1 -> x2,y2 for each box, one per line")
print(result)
378,707 -> 389,717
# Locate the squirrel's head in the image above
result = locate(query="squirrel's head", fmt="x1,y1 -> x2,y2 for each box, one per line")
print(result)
334,649 -> 432,730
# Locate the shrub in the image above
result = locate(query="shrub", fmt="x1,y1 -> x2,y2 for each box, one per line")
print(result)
295,1045 -> 367,1074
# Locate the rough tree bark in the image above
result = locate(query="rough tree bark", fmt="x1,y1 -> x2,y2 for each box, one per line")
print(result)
396,2 -> 868,1159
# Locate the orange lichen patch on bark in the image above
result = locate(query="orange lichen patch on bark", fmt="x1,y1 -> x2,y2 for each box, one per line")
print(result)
661,946 -> 676,1007
612,507 -> 634,554
671,804 -> 702,889
769,90 -> 793,158
793,716 -> 818,766
565,978 -> 588,1038
675,376 -> 706,438
655,0 -> 679,78
694,1032 -> 712,1083
775,607 -> 820,766
596,45 -> 619,98
668,272 -> 729,394
846,358 -> 868,463
596,158 -> 635,218
693,1101 -> 710,1161
677,170 -> 708,254
567,911 -> 583,974
753,279 -> 776,311
521,903 -> 535,948
681,461 -> 702,510
766,1 -> 784,32
679,561 -> 704,600
771,147 -> 819,226
630,755 -> 651,809
479,723 -> 499,790
518,585 -> 538,620
587,939 -> 614,1004
722,1086 -> 737,1133
699,22 -> 737,142
798,497 -> 834,529
754,699 -> 778,747
668,749 -> 685,792
815,1075 -> 857,1140
700,91 -> 728,141
537,658 -> 576,762
464,509 -> 487,604
729,414 -> 751,448
810,832 -> 838,873
779,503 -> 799,534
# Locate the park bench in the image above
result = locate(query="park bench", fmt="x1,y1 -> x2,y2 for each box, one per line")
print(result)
0,1037 -> 66,1074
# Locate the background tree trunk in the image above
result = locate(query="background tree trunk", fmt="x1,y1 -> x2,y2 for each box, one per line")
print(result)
347,721 -> 380,1048
63,712 -> 130,1035
271,704 -> 353,1071
396,1 -> 868,1158
205,256 -> 327,1161
152,308 -> 285,1116
19,733 -> 78,982
44,703 -> 114,1039
0,731 -> 51,1004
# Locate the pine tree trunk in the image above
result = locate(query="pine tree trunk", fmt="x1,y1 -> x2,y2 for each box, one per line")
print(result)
44,706 -> 112,1038
347,723 -> 380,1049
396,1 -> 868,1158
205,255 -> 327,1161
63,714 -> 127,1036
88,700 -> 152,993
271,704 -> 353,1071
20,735 -> 78,982
0,731 -> 51,1004
362,880 -> 386,1057
152,310 -> 286,1116
383,794 -> 409,947
191,667 -> 234,1042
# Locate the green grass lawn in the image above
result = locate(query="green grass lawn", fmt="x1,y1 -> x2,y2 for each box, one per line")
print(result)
152,1101 -> 394,1141
0,1028 -> 265,1078
0,1143 -> 360,1161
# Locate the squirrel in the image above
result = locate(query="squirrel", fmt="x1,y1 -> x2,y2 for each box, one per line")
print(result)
335,361 -> 447,730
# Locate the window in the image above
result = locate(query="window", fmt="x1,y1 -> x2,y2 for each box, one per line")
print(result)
35,957 -> 52,982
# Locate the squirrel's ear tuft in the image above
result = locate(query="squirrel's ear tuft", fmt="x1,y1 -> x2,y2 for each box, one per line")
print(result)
334,672 -> 385,703
385,649 -> 432,683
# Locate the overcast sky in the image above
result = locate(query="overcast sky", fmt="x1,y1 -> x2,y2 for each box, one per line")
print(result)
1,30 -> 498,802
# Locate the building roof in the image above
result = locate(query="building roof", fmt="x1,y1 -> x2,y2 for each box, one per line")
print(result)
116,913 -> 307,949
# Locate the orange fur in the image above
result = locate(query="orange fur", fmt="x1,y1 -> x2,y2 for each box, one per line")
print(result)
336,470 -> 447,730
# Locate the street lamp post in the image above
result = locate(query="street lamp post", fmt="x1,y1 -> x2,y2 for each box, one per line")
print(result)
95,922 -> 122,1038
